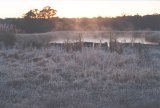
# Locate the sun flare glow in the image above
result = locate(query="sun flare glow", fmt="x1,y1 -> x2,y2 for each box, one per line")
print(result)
0,0 -> 160,18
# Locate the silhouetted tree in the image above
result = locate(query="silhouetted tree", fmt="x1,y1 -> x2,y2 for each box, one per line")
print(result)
23,6 -> 56,19
24,10 -> 37,19
39,6 -> 57,19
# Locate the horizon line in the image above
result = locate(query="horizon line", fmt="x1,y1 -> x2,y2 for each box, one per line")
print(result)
1,13 -> 159,19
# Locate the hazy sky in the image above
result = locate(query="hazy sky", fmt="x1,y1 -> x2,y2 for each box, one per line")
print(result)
0,0 -> 160,18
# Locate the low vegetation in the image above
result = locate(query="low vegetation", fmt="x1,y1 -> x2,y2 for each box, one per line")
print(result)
0,32 -> 16,47
0,41 -> 160,108
0,24 -> 18,48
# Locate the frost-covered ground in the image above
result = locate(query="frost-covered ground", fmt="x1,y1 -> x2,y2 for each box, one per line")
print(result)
0,45 -> 160,108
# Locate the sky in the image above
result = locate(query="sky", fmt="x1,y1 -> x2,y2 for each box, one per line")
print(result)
0,0 -> 160,18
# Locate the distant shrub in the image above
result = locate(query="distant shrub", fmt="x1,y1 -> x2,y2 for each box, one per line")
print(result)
0,24 -> 20,48
134,43 -> 150,64
0,32 -> 16,47
109,39 -> 123,54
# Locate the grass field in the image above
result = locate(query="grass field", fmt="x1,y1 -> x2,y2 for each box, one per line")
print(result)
0,37 -> 160,108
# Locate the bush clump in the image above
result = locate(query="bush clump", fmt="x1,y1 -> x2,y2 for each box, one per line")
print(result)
0,32 -> 16,48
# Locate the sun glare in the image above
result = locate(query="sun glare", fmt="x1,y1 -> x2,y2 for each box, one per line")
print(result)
0,0 -> 160,18
54,1 -> 160,18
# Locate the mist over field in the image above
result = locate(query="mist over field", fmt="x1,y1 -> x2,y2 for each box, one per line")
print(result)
16,31 -> 160,45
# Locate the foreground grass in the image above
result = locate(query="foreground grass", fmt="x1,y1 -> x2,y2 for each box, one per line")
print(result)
0,46 -> 160,108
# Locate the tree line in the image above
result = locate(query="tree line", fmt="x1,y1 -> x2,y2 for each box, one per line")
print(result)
0,6 -> 160,33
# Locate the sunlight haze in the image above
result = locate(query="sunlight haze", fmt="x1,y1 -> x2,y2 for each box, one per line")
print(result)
0,0 -> 160,18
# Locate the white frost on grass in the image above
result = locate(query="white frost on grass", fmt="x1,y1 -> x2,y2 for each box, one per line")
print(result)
0,46 -> 160,108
